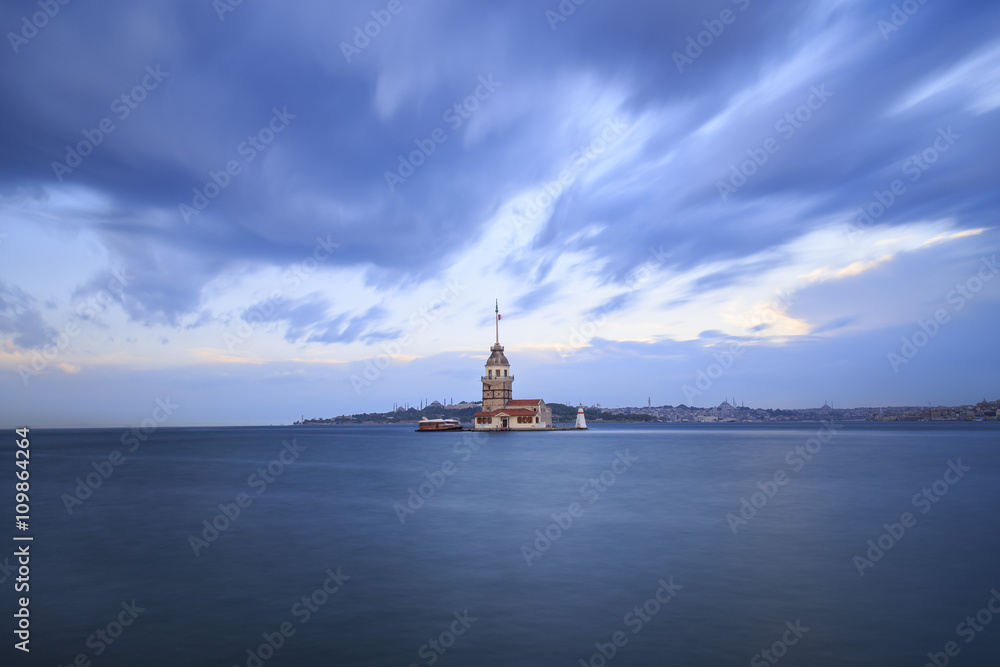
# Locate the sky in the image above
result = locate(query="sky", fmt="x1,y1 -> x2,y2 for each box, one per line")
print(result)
1,0 -> 998,427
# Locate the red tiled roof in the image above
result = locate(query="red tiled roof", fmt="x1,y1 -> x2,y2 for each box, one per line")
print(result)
506,399 -> 542,406
475,409 -> 538,417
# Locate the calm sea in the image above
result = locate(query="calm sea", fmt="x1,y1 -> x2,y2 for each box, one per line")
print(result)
3,422 -> 999,666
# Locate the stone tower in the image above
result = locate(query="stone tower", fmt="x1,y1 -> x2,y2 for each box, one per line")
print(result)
482,301 -> 512,411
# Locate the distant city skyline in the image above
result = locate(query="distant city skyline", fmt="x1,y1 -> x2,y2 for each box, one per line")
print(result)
1,1 -> 999,427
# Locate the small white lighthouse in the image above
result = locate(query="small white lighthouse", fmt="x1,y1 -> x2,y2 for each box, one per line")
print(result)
575,404 -> 588,429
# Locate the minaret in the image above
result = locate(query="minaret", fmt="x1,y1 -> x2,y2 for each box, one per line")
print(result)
482,300 -> 513,411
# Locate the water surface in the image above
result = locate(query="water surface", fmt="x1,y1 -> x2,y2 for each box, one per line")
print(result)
3,422 -> 998,666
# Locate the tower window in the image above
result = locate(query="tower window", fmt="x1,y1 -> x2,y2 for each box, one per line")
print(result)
488,370 -> 492,378
504,370 -> 507,377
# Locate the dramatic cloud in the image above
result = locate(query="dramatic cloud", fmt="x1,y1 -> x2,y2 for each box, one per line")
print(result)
0,0 -> 998,425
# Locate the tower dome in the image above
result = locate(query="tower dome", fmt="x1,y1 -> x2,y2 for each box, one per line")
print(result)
486,345 -> 509,367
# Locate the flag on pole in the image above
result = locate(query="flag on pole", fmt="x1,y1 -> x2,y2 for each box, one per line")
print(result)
497,313 -> 501,321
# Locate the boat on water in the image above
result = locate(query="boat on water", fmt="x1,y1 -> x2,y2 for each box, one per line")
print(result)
416,418 -> 463,432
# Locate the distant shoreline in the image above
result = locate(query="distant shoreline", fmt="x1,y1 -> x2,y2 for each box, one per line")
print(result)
294,418 -> 996,426
7,420 -> 996,431
297,399 -> 998,427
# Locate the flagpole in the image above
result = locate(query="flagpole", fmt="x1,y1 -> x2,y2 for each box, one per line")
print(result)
495,299 -> 499,345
